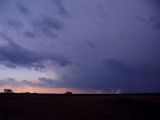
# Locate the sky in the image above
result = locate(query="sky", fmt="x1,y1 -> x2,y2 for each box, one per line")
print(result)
0,0 -> 160,93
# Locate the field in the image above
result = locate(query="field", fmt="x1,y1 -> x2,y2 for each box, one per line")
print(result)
0,94 -> 160,120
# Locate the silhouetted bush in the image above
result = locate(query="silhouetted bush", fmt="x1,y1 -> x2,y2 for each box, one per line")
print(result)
65,91 -> 72,95
3,89 -> 14,93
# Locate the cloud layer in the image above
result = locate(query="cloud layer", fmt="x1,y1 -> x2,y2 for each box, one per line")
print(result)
0,36 -> 71,68
0,0 -> 160,93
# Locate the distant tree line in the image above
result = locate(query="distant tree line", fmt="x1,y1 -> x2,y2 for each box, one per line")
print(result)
3,89 -> 73,95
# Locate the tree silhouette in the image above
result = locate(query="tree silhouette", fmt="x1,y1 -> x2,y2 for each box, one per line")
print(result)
24,92 -> 30,94
65,91 -> 72,95
4,89 -> 13,93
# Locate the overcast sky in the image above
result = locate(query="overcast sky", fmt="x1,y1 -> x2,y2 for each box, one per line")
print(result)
0,0 -> 160,93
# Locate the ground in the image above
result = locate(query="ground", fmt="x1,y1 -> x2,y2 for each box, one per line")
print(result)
0,94 -> 159,120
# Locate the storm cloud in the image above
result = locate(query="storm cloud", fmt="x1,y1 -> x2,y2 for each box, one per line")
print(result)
32,16 -> 64,37
17,3 -> 30,15
51,0 -> 68,15
102,58 -> 160,92
3,18 -> 23,29
24,31 -> 36,38
0,0 -> 160,93
0,38 -> 71,69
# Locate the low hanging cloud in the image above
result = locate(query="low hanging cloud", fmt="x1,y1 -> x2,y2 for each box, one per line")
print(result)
17,3 -> 30,15
150,17 -> 160,30
24,31 -> 36,38
51,0 -> 68,15
0,78 -> 22,87
29,58 -> 160,93
102,58 -> 160,92
0,78 -> 121,94
3,18 -> 24,29
0,36 -> 71,69
32,16 -> 64,37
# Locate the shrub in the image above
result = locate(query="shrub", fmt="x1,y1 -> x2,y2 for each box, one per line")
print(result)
4,89 -> 14,93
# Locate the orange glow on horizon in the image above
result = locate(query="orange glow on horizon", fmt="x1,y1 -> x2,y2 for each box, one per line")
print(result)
0,85 -> 121,94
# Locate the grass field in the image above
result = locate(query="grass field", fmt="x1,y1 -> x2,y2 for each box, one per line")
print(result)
0,94 -> 160,120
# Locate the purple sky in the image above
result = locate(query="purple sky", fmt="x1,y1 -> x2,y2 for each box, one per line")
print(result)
0,0 -> 160,93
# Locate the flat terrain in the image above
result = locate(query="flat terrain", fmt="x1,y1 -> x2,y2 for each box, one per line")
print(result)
0,94 -> 160,120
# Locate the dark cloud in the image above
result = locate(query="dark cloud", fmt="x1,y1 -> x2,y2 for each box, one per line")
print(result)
51,0 -> 68,15
21,80 -> 35,87
0,41 -> 44,68
17,3 -> 30,15
37,78 -> 60,88
0,37 -> 71,69
49,55 -> 71,67
102,58 -> 160,92
32,16 -> 64,37
103,58 -> 133,74
154,22 -> 160,29
150,0 -> 160,6
0,0 -> 159,93
0,78 -> 22,87
150,17 -> 160,29
86,40 -> 95,48
0,78 -> 62,88
0,78 -> 122,94
4,18 -> 23,29
0,0 -> 6,8
27,69 -> 109,90
96,5 -> 107,18
135,15 -> 160,30
22,77 -> 83,89
135,15 -> 148,24
24,31 -> 36,38
0,32 -> 12,41
0,77 -> 64,88
0,78 -> 36,87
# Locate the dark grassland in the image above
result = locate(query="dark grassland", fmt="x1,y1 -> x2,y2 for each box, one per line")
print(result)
0,94 -> 160,120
